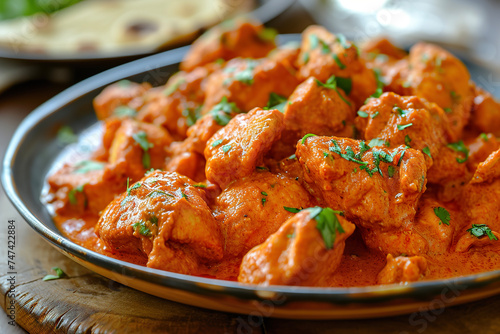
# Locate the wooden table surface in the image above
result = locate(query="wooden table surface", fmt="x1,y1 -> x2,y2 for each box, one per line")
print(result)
1,3 -> 500,334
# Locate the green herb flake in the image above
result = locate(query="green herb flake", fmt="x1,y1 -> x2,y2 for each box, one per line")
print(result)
265,92 -> 287,112
323,151 -> 329,157
320,39 -> 331,54
132,131 -> 153,169
256,166 -> 269,171
368,138 -> 387,148
181,192 -> 188,200
357,110 -> 369,118
261,197 -> 267,206
74,160 -> 105,174
212,139 -> 223,147
303,52 -> 310,64
132,221 -> 152,237
222,144 -> 232,153
444,107 -> 452,113
261,191 -> 268,196
68,185 -> 85,205
316,76 -> 352,106
309,34 -> 319,49
336,77 -> 352,95
301,133 -> 317,144
422,146 -> 432,159
447,140 -> 469,163
371,111 -> 379,119
467,224 -> 498,241
182,106 -> 202,127
335,33 -> 351,49
397,123 -> 413,131
480,133 -> 489,141
308,207 -> 345,249
333,54 -> 346,69
114,106 -> 137,118
193,184 -> 207,188
258,27 -> 278,42
434,207 -> 451,225
42,267 -> 66,281
57,125 -> 78,144
404,135 -> 412,147
388,165 -> 395,178
164,78 -> 186,96
284,207 -> 301,213
210,96 -> 240,126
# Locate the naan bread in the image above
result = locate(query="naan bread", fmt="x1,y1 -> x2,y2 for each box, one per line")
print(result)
0,0 -> 254,55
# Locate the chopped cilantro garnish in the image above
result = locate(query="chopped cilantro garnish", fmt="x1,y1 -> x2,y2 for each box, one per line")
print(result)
315,75 -> 351,106
301,133 -> 317,144
368,138 -> 387,148
261,191 -> 268,196
480,133 -> 489,141
422,146 -> 432,159
265,92 -> 287,112
261,197 -> 267,206
68,184 -> 85,205
222,144 -> 232,153
42,267 -> 66,281
320,39 -> 330,54
333,54 -> 346,69
443,107 -> 452,113
447,140 -> 469,163
387,165 -> 395,178
336,77 -> 352,95
233,59 -> 259,85
256,166 -> 269,171
323,151 -> 329,157
335,33 -> 351,49
114,106 -> 137,118
434,207 -> 450,225
57,125 -> 78,144
132,221 -> 152,237
397,123 -> 413,131
132,131 -> 153,169
309,34 -> 319,49
257,27 -> 278,42
212,139 -> 223,147
181,192 -> 188,200
193,184 -> 207,188
210,96 -> 240,126
357,111 -> 369,118
73,160 -> 105,174
308,207 -> 345,249
164,78 -> 186,96
284,207 -> 301,213
467,224 -> 498,241
182,106 -> 202,127
371,111 -> 379,119
303,52 -> 310,64
404,135 -> 412,147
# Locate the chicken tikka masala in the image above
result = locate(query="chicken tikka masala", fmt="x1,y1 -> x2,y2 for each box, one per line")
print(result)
46,20 -> 500,287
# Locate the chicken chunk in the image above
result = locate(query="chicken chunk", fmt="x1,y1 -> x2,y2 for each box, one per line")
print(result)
297,26 -> 377,108
47,161 -> 127,216
93,80 -> 151,120
469,85 -> 500,136
377,254 -> 428,284
297,136 -> 426,230
404,43 -> 473,141
356,92 -> 451,168
202,58 -> 299,114
205,108 -> 285,189
137,65 -> 216,139
467,133 -> 500,172
238,208 -> 355,286
96,171 -> 223,275
460,149 -> 500,234
108,119 -> 173,181
274,76 -> 355,157
297,136 -> 428,255
180,19 -> 277,72
213,171 -> 313,261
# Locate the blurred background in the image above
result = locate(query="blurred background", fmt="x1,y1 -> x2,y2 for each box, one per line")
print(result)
0,0 -> 498,94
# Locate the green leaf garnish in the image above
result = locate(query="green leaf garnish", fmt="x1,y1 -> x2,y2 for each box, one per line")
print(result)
43,267 -> 66,281
422,146 -> 432,159
434,207 -> 450,225
210,96 -> 240,126
132,131 -> 153,169
73,160 -> 105,174
357,111 -> 369,118
467,224 -> 498,241
301,133 -> 317,144
447,140 -> 469,163
212,139 -> 223,147
57,125 -> 78,144
308,207 -> 345,249
333,54 -> 346,69
284,207 -> 301,213
397,123 -> 413,131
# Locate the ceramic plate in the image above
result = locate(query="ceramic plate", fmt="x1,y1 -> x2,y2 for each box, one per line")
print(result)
3,34 -> 500,319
